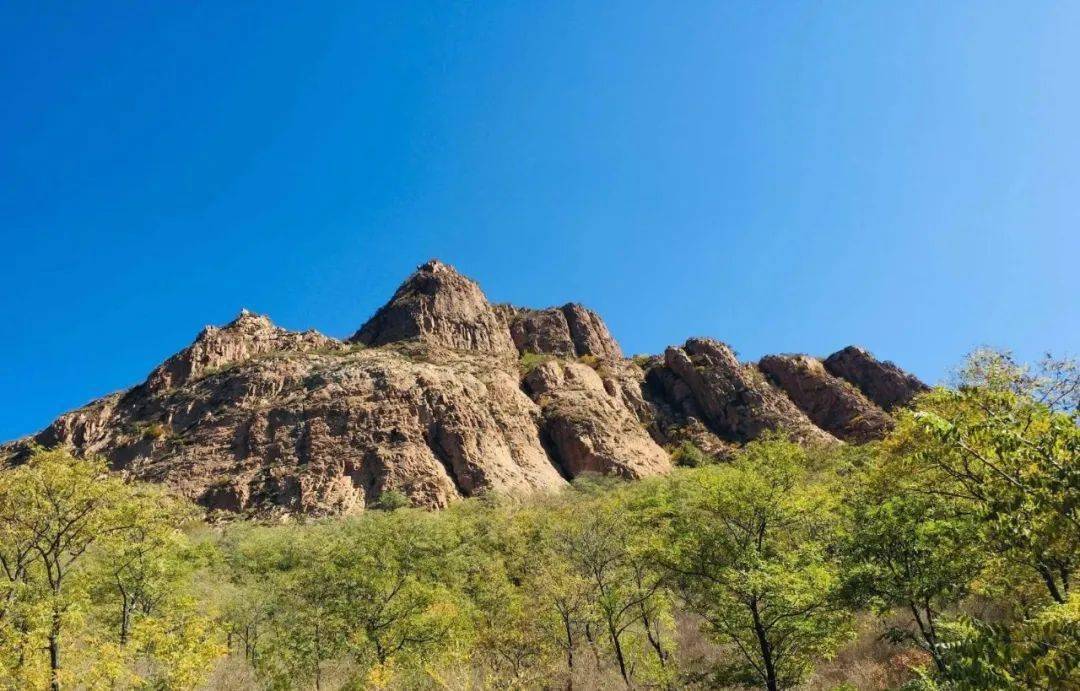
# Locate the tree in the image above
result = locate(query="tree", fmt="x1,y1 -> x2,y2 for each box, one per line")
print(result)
0,447 -> 221,690
889,351 -> 1079,604
841,470 -> 984,673
919,594 -> 1080,689
557,493 -> 671,687
327,513 -> 464,678
663,438 -> 853,690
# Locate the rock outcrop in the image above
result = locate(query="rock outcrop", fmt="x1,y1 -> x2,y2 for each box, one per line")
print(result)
352,260 -> 517,356
523,360 -> 669,479
13,340 -> 567,514
641,357 -> 737,458
758,354 -> 893,443
2,259 -> 929,516
144,310 -> 337,393
503,303 -> 622,359
823,346 -> 929,411
659,339 -> 837,445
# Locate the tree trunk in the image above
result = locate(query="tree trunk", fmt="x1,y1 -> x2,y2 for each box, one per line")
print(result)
1037,564 -> 1066,604
563,614 -> 574,691
49,607 -> 62,691
909,603 -> 946,674
750,600 -> 777,691
119,599 -> 131,646
641,608 -> 667,668
607,619 -> 630,686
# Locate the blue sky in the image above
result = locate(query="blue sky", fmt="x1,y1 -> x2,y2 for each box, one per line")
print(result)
2,2 -> 1077,440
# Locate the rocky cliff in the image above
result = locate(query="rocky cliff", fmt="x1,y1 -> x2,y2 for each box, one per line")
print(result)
1,260 -> 929,515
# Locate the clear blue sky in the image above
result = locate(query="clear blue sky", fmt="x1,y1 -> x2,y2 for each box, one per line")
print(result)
2,2 -> 1077,440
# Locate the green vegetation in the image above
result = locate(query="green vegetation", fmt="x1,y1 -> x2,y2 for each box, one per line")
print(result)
0,449 -> 221,690
577,354 -> 601,370
517,351 -> 552,374
1,349 -> 1076,689
669,441 -> 714,467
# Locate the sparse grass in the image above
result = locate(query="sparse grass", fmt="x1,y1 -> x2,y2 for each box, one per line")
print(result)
519,351 -> 553,374
143,421 -> 168,440
578,354 -> 601,370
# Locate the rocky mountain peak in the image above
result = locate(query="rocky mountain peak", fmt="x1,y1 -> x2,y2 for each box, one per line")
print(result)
2,260 -> 931,517
350,259 -> 517,356
823,345 -> 929,411
503,303 -> 623,359
143,310 -> 337,393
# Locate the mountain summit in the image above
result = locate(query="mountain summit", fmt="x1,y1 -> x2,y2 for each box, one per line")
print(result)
2,260 -> 927,516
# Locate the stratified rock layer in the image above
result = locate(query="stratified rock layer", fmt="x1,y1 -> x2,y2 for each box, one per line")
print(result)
823,346 -> 929,411
758,354 -> 893,443
524,360 -> 669,479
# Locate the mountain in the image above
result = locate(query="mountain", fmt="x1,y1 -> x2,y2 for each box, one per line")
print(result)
1,259 -> 927,516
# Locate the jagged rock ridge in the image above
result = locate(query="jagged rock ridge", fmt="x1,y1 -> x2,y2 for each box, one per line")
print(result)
823,346 -> 929,411
2,260 -> 928,515
758,354 -> 893,443
352,260 -> 516,356
503,303 -> 623,359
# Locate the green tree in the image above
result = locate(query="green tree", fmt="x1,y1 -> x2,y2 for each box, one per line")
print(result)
0,448 -> 221,690
916,594 -> 1080,690
663,438 -> 853,690
841,471 -> 984,673
558,493 -> 671,687
890,351 -> 1079,604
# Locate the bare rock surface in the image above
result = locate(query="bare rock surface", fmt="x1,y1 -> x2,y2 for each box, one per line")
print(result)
144,310 -> 338,393
662,339 -> 837,445
352,260 -> 517,356
641,360 -> 737,458
9,340 -> 566,514
523,360 -> 670,479
2,260 -> 930,516
503,303 -> 622,359
823,346 -> 929,411
758,354 -> 893,443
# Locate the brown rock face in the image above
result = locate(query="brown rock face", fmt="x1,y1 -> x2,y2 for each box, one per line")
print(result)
523,360 -> 669,479
504,303 -> 622,359
3,259 -> 930,516
144,310 -> 337,393
641,358 -> 736,458
13,339 -> 566,515
662,339 -> 836,445
351,260 -> 516,356
823,346 -> 929,411
758,354 -> 893,443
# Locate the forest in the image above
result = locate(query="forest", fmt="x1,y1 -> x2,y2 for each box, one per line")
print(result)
1,349 -> 1077,690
